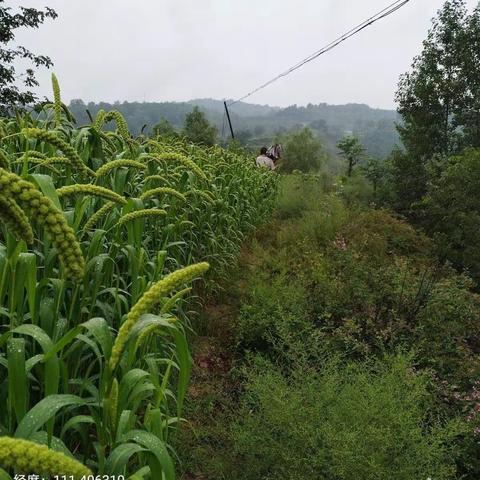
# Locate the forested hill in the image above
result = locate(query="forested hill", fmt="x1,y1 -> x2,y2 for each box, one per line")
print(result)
68,98 -> 400,158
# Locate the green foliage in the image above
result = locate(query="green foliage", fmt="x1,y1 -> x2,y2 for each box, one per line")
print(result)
395,1 -> 480,207
152,117 -> 177,138
390,2 -> 480,281
311,211 -> 480,385
182,106 -> 217,146
415,274 -> 480,379
276,173 -> 336,220
338,173 -> 373,207
363,157 -> 385,193
0,76 -> 278,478
281,127 -> 324,173
176,173 -> 480,480
235,128 -> 252,145
236,268 -> 315,362
336,134 -> 365,177
232,355 -> 463,480
237,177 -> 480,386
388,146 -> 427,215
0,3 -> 57,114
421,148 -> 480,280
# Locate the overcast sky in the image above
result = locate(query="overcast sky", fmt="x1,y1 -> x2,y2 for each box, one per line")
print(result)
8,0 -> 480,110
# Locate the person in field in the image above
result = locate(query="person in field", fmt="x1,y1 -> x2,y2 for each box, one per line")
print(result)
256,146 -> 276,170
266,143 -> 282,163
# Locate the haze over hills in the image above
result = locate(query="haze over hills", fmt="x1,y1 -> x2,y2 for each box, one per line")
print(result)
68,97 -> 400,158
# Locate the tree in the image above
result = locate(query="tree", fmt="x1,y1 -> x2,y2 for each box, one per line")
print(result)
337,134 -> 365,177
0,1 -> 57,114
182,106 -> 217,146
420,149 -> 480,280
457,4 -> 480,148
152,117 -> 176,138
363,157 -> 383,193
388,147 -> 428,216
282,127 -> 324,173
394,1 -> 480,208
396,0 -> 468,160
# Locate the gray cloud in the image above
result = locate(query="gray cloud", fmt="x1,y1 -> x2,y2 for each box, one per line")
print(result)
8,0 -> 480,108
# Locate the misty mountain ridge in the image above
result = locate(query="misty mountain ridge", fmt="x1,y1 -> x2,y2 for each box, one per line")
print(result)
189,97 -> 396,118
69,97 -> 400,158
187,98 -> 279,117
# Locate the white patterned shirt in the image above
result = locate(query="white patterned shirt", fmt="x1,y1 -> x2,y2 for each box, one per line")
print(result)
256,155 -> 275,170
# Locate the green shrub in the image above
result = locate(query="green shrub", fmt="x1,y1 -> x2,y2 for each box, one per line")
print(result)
232,355 -> 464,480
235,269 -> 318,363
275,174 -> 350,247
276,174 -> 326,220
309,212 -> 480,384
416,274 -> 480,383
339,173 -> 374,207
341,209 -> 432,260
241,205 -> 480,387
280,127 -> 325,173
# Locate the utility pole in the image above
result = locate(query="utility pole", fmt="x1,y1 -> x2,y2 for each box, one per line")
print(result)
223,101 -> 235,140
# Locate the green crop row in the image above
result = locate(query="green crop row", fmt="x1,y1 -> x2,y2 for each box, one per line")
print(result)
0,75 -> 278,479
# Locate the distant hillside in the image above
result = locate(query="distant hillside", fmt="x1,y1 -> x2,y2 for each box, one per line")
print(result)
68,98 -> 400,158
188,98 -> 278,117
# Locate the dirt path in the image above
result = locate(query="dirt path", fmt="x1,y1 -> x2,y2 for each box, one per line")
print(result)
178,251 -> 251,480
176,222 -> 276,479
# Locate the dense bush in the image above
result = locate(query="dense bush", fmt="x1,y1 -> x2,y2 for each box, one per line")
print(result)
237,177 -> 480,386
232,355 -> 463,480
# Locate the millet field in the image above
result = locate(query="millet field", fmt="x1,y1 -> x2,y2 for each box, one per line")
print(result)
0,75 -> 277,479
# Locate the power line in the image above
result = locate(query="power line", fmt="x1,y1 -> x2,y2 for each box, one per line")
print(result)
228,0 -> 412,106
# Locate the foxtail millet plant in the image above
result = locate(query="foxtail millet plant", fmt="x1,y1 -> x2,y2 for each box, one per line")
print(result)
150,153 -> 208,181
83,201 -> 117,231
185,189 -> 215,204
0,437 -> 92,479
51,73 -> 62,127
135,316 -> 178,351
104,110 -> 131,141
0,149 -> 9,170
109,262 -> 209,370
117,208 -> 167,226
144,174 -> 170,185
16,150 -> 48,164
160,287 -> 192,314
0,93 -> 279,478
21,128 -> 93,177
92,109 -> 107,131
40,156 -> 71,166
95,159 -> 146,178
57,184 -> 127,205
0,168 -> 85,281
140,186 -> 187,203
0,194 -> 34,244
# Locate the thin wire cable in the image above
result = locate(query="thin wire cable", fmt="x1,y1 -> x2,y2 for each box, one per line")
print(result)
228,0 -> 411,106
272,0 -> 408,75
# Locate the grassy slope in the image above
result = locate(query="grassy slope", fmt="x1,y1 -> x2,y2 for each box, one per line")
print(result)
176,174 -> 480,480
